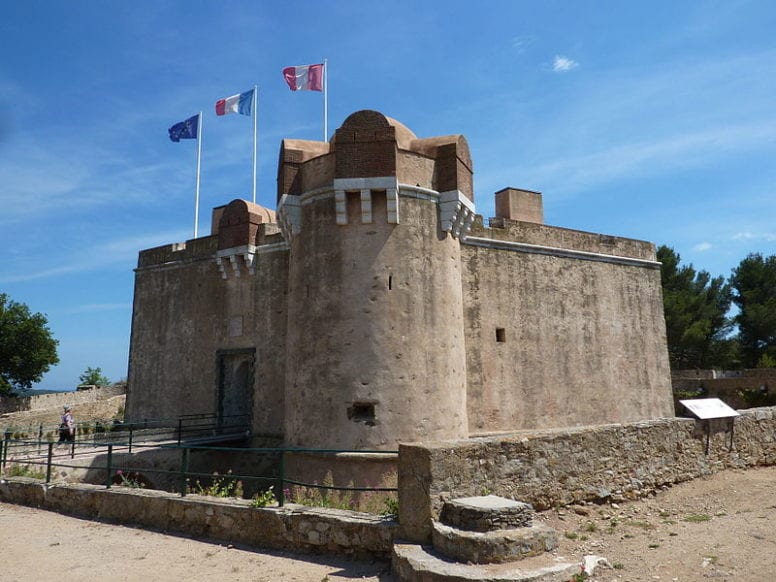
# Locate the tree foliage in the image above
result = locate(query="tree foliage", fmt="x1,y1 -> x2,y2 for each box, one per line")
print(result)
78,366 -> 111,386
657,246 -> 733,369
0,293 -> 59,395
730,253 -> 776,368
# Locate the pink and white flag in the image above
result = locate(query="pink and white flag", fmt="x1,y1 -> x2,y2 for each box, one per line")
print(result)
282,63 -> 324,92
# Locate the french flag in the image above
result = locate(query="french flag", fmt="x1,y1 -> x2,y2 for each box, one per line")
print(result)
282,63 -> 324,92
215,89 -> 254,116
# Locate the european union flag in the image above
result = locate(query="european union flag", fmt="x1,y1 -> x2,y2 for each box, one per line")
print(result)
168,114 -> 199,142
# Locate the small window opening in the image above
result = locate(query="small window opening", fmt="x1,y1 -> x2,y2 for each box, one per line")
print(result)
348,402 -> 376,425
496,327 -> 506,342
388,275 -> 393,290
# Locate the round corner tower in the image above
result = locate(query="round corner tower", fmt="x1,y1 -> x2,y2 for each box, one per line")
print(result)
277,110 -> 476,450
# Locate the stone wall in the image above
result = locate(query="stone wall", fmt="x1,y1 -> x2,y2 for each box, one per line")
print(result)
0,395 -> 126,436
0,479 -> 396,559
397,407 -> 776,541
462,217 -> 673,433
0,385 -> 125,415
126,228 -> 289,436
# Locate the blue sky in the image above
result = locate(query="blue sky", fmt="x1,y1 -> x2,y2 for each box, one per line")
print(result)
1,1 -> 775,389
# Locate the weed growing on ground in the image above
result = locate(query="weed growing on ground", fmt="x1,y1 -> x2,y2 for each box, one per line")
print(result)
250,486 -> 277,507
684,513 -> 712,523
116,470 -> 145,488
5,464 -> 45,479
381,497 -> 399,516
192,471 -> 244,498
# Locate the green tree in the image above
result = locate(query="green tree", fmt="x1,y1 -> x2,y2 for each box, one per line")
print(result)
730,253 -> 776,368
78,366 -> 111,386
0,293 -> 59,395
657,246 -> 733,369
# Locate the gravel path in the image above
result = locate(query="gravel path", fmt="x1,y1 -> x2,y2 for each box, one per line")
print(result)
0,503 -> 394,582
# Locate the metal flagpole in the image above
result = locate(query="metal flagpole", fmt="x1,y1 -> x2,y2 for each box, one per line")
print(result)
323,59 -> 328,141
252,85 -> 258,204
194,112 -> 202,238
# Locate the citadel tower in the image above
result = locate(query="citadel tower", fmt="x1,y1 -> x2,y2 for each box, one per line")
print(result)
278,110 -> 475,449
125,109 -> 673,454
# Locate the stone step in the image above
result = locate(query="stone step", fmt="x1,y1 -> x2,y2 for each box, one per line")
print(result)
431,520 -> 558,564
440,495 -> 534,532
392,542 -> 580,582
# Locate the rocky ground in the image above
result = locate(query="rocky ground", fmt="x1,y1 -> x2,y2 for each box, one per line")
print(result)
541,465 -> 776,581
2,466 -> 775,581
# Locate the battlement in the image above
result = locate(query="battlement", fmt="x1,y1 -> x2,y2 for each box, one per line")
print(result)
277,110 -> 473,203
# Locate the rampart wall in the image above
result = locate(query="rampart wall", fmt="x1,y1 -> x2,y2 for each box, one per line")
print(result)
0,385 -> 125,415
398,407 -> 776,541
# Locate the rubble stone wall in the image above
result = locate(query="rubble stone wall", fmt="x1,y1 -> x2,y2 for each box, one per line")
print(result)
0,479 -> 397,559
398,407 -> 776,541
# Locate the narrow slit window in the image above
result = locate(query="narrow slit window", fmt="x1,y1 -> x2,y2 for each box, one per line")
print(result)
388,275 -> 392,290
496,327 -> 506,342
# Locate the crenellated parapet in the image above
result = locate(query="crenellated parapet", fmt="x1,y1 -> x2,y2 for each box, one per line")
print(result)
276,110 -> 476,243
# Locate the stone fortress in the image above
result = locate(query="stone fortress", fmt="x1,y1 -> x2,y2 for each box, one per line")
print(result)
125,109 -> 674,450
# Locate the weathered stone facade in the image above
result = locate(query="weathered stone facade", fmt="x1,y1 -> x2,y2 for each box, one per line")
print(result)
125,110 -> 673,451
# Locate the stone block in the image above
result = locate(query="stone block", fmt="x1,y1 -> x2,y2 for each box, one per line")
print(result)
440,495 -> 534,531
431,520 -> 558,564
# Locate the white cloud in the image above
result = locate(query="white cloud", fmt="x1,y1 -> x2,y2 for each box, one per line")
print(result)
511,36 -> 534,54
0,229 -> 190,283
732,231 -> 776,242
501,118 -> 776,197
693,242 -> 712,251
553,55 -> 578,72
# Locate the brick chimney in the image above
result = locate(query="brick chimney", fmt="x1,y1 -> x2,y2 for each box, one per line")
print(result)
494,188 -> 543,224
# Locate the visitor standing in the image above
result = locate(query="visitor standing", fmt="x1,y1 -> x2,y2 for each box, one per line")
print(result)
59,405 -> 75,442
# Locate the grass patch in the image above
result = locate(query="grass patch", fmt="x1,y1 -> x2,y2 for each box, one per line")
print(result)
684,513 -> 712,523
5,464 -> 45,479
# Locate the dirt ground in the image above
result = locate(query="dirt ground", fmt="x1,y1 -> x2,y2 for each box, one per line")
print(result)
2,466 -> 775,582
542,465 -> 776,581
0,503 -> 395,582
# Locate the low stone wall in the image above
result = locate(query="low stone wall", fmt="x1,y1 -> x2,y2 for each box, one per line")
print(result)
0,479 -> 397,559
0,385 -> 126,415
397,407 -> 776,541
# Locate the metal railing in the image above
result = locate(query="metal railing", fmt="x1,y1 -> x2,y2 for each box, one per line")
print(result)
1,412 -> 251,455
0,431 -> 398,508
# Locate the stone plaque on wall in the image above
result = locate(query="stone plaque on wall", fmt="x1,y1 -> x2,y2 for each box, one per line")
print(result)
228,316 -> 243,337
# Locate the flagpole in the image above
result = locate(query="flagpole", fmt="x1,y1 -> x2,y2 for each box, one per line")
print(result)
194,112 -> 202,238
252,85 -> 258,204
323,59 -> 328,141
